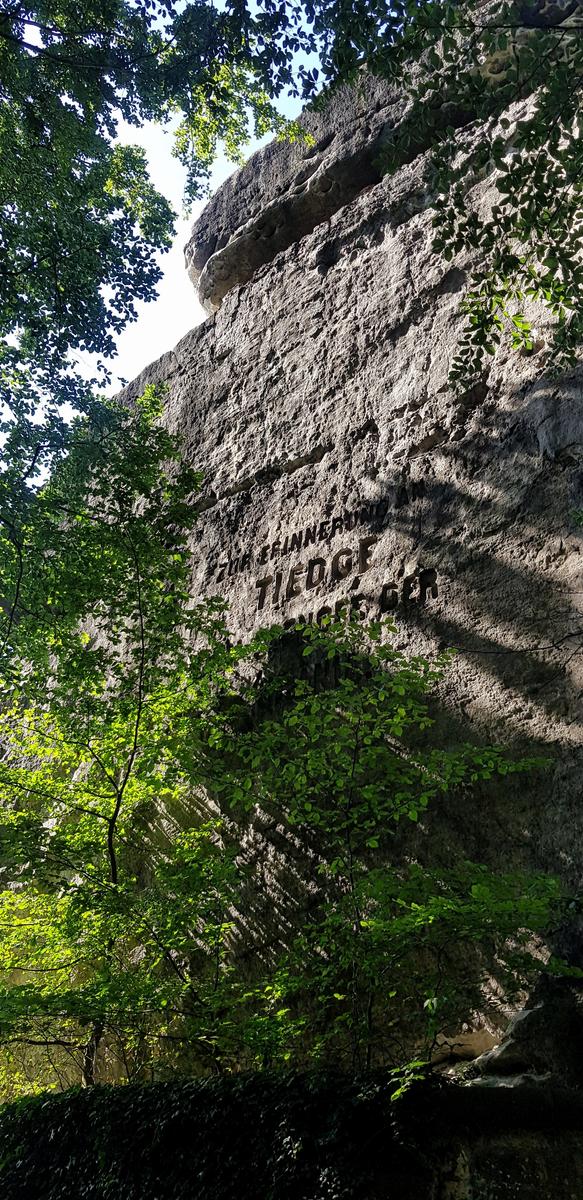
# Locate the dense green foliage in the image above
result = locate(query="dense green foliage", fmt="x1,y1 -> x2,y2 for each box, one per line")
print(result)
3,1068 -> 583,1200
0,0 -> 314,364
0,393 -> 562,1097
0,0 -> 302,468
0,385 -> 237,1091
0,1073 -> 439,1200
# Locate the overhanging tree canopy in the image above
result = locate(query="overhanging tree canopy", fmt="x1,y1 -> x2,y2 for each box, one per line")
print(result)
2,1 -> 582,421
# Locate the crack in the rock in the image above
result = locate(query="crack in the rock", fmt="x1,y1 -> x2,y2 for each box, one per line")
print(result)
195,443 -> 332,513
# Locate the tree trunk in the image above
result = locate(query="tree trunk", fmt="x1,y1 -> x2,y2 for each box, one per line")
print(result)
82,1020 -> 104,1086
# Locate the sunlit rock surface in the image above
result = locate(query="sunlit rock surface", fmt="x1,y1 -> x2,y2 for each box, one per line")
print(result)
124,76 -> 582,871
121,65 -> 583,1186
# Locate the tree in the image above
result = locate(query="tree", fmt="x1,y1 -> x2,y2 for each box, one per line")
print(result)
379,1 -> 583,386
0,384 -> 236,1089
0,385 -> 258,1092
0,393 -> 563,1096
2,0 -> 582,452
0,0 -> 308,488
208,618 -> 560,1071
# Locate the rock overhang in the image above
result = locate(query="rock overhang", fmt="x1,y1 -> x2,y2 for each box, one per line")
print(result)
184,0 -> 583,317
184,73 -> 399,312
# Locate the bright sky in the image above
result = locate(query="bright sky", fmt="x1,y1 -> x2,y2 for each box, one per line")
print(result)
22,14 -> 312,396
100,122 -> 238,392
105,99 -> 301,391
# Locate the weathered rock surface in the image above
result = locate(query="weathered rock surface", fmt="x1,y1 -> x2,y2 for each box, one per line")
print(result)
123,64 -> 583,1148
470,976 -> 583,1090
183,0 -> 580,314
125,83 -> 583,897
184,71 -> 478,312
184,73 -> 396,311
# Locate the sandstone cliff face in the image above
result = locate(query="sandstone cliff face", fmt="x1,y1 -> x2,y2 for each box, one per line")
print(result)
122,78 -> 583,902
116,62 -> 583,1198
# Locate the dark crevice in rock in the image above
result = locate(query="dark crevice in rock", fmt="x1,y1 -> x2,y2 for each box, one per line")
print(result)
437,266 -> 468,295
353,417 -> 380,444
407,427 -> 447,459
195,442 -> 332,513
313,238 -> 342,275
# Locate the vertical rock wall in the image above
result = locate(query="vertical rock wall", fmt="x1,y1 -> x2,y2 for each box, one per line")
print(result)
122,76 -> 583,896
116,63 -> 583,1199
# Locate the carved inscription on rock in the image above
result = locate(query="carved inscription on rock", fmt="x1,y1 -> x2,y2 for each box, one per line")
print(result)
213,498 -> 417,582
255,535 -> 379,610
253,534 -> 438,621
208,494 -> 439,626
